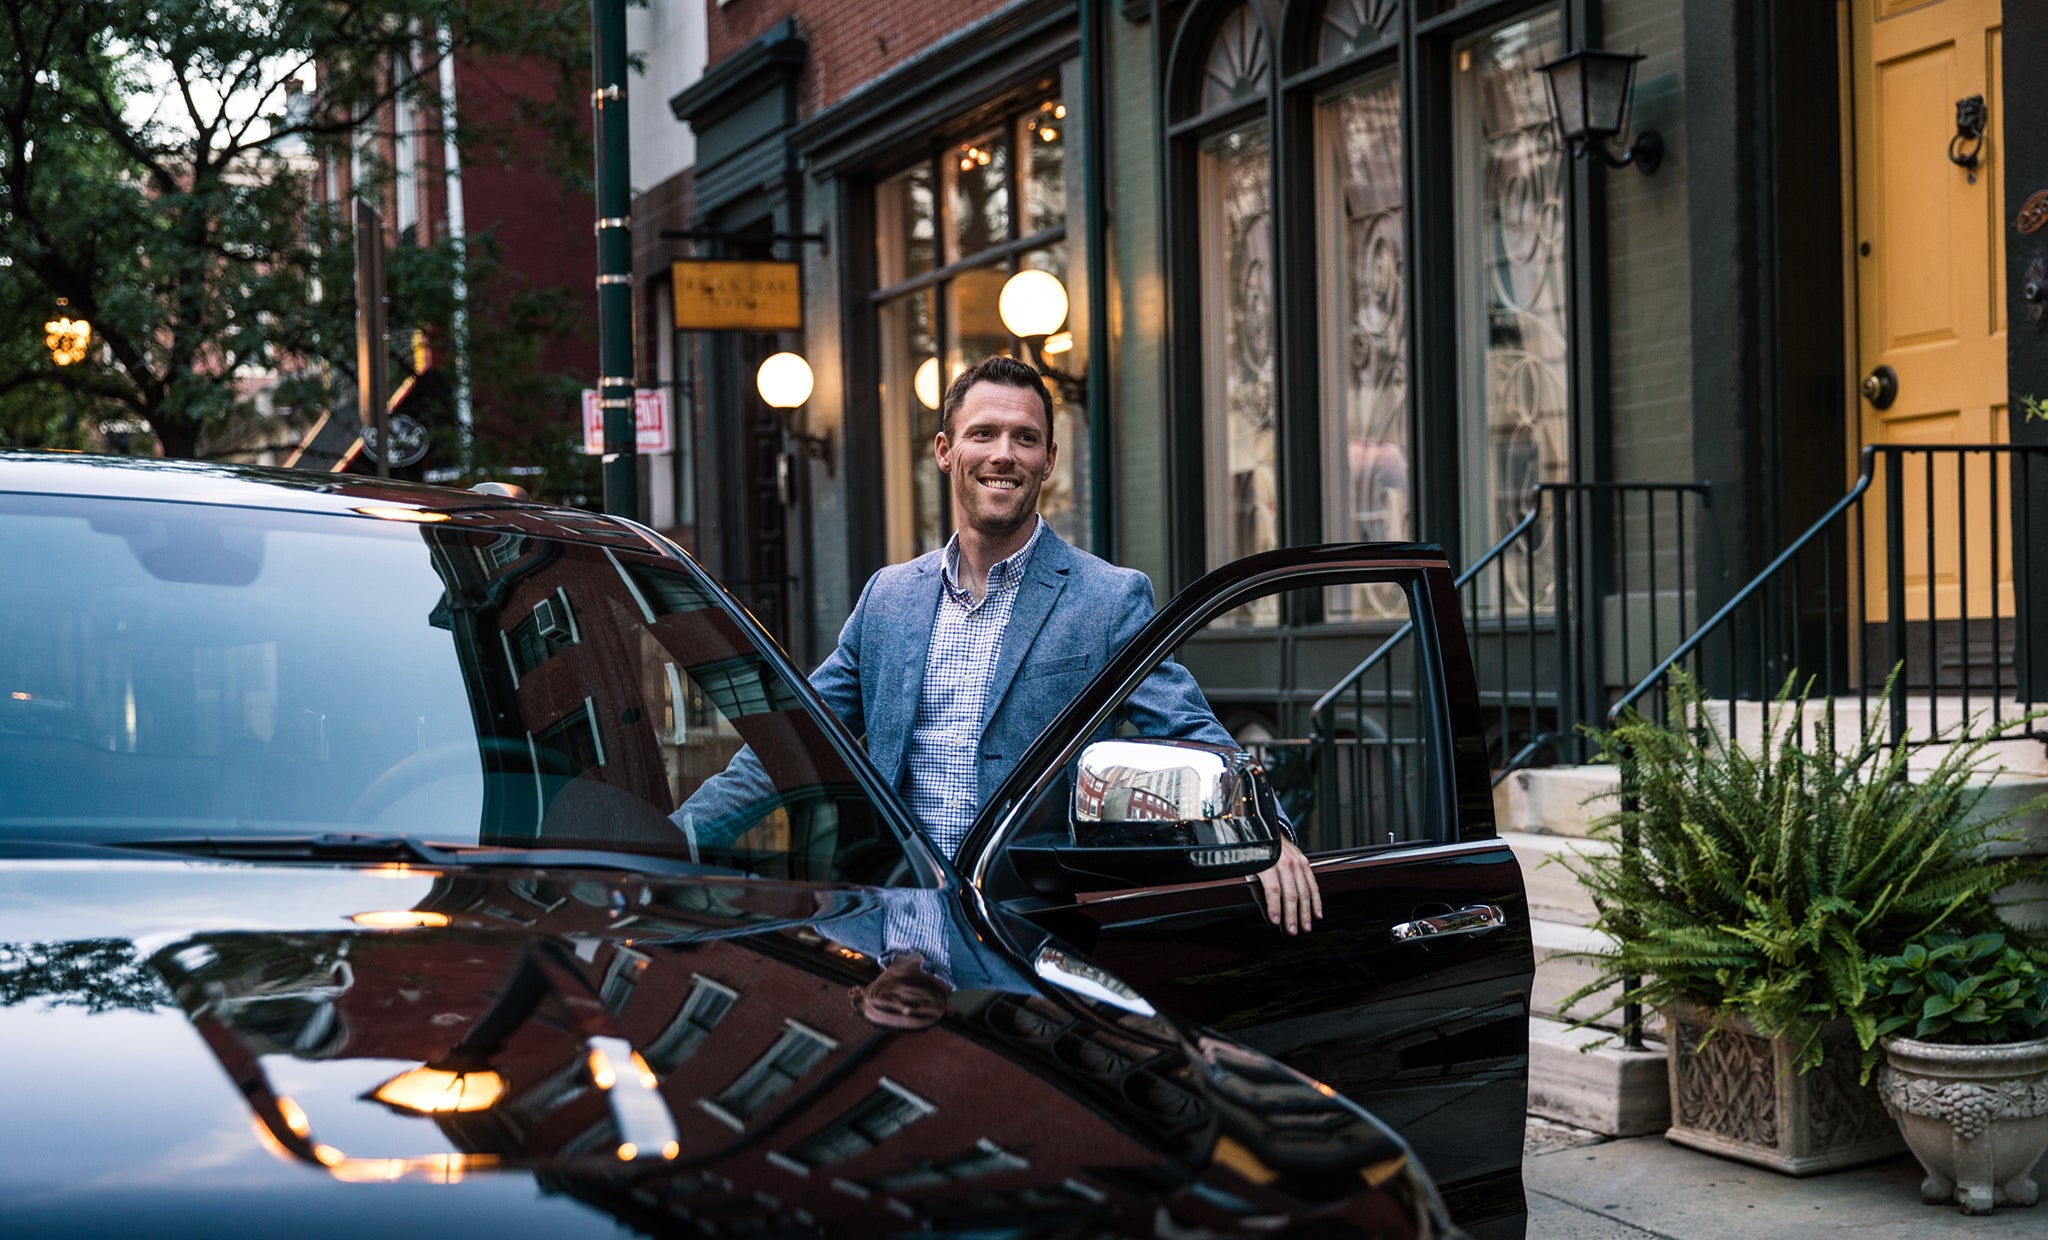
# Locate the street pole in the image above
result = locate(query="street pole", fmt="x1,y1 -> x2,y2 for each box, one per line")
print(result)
592,0 -> 636,516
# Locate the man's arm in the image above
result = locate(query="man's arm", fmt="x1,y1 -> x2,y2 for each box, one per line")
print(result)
1106,571 -> 1321,935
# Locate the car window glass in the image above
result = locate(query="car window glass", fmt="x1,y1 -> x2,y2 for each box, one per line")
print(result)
986,573 -> 1448,889
0,495 -> 915,886
1173,581 -> 1444,852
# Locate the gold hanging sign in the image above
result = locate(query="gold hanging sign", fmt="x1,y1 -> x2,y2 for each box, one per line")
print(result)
671,259 -> 802,331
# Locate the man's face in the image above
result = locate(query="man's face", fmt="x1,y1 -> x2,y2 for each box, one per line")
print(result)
935,381 -> 1056,540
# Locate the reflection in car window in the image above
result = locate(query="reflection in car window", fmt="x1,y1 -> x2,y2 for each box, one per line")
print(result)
0,494 -> 912,885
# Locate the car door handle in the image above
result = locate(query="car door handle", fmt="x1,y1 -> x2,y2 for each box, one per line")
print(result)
1390,904 -> 1507,942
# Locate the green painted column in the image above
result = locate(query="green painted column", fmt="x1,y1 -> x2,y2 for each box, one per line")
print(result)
592,0 -> 636,517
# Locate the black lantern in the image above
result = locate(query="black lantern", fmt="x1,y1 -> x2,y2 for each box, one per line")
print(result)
1538,48 -> 1661,174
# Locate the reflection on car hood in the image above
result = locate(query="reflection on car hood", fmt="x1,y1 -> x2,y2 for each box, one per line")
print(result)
0,860 -> 1447,1238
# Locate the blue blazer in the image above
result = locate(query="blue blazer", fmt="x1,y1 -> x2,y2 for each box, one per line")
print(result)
811,526 -> 1234,808
672,527 -> 1234,844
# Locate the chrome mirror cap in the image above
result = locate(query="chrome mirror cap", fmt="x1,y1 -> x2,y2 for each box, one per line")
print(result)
1072,738 -> 1275,848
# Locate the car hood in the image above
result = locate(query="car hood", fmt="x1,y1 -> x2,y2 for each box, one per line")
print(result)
0,859 -> 1447,1239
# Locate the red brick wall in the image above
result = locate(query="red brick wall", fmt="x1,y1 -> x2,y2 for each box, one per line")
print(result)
706,0 -> 1013,115
455,54 -> 599,395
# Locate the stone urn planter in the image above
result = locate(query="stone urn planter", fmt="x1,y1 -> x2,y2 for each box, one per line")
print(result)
1877,1035 -> 2048,1214
1663,999 -> 1903,1175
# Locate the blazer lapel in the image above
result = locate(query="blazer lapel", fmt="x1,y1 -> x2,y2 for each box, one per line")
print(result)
982,532 -> 1072,727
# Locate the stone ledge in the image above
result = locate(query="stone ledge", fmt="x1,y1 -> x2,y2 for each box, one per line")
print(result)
1527,1015 -> 1670,1138
1504,831 -> 1608,927
1501,765 -> 1622,839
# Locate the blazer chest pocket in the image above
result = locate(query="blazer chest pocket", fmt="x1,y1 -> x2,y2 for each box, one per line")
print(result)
1019,653 -> 1091,681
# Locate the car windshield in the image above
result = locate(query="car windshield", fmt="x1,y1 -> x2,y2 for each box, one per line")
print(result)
0,493 -> 916,886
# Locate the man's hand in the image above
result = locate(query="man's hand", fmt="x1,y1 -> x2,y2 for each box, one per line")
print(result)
1258,837 -> 1322,935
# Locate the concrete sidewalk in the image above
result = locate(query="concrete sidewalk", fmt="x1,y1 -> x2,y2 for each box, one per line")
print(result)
1522,1119 -> 2047,1238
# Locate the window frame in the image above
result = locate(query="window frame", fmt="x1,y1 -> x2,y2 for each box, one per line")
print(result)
869,97 -> 1076,564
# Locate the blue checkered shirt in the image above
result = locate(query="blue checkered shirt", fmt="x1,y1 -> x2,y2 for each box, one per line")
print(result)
902,519 -> 1047,858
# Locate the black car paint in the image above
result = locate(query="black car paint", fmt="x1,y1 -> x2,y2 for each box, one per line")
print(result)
0,456 -> 1522,1238
0,863 -> 1437,1238
961,550 -> 1534,1236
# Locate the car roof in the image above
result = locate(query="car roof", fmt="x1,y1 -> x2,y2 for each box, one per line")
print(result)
0,451 -> 628,543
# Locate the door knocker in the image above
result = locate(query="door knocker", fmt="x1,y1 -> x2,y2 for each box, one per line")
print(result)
1951,94 -> 1987,184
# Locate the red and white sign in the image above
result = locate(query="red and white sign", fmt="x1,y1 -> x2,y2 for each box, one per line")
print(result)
580,388 -> 671,454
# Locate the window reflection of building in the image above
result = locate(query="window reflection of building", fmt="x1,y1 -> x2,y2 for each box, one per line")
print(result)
700,1019 -> 839,1129
160,872 -> 1312,1232
873,89 -> 1089,563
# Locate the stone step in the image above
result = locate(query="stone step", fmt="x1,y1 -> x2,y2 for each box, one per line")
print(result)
1526,1015 -> 1669,1138
1499,764 -> 1621,838
1531,919 -> 1616,1026
1697,699 -> 2048,777
1504,830 -> 1609,927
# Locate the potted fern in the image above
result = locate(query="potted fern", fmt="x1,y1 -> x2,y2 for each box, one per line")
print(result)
1863,932 -> 2048,1213
1558,673 -> 2047,1175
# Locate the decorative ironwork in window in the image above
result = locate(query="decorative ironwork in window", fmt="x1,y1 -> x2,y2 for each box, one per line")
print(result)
1200,122 -> 1276,573
1456,13 -> 1567,612
1320,70 -> 1409,619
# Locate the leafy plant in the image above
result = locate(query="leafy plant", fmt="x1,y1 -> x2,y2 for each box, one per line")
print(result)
1558,671 -> 2048,1073
1865,932 -> 2048,1047
2021,394 -> 2048,424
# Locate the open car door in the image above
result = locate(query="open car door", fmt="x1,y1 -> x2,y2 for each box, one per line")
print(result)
958,546 -> 1533,1240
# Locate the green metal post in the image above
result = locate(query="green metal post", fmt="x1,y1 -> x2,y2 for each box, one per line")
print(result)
592,0 -> 637,516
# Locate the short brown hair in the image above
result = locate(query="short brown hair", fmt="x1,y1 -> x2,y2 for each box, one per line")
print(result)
940,354 -> 1054,443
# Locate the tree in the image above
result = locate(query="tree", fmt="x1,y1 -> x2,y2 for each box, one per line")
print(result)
0,0 -> 592,466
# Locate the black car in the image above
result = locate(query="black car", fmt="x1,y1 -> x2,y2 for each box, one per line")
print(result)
0,455 -> 1532,1239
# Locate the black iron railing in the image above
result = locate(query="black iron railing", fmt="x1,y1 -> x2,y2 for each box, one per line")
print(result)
1608,445 -> 2048,748
1305,481 -> 1710,848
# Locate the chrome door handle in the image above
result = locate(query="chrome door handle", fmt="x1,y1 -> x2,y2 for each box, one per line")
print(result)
1391,904 -> 1507,942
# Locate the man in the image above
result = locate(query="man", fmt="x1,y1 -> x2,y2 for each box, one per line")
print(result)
682,355 -> 1320,933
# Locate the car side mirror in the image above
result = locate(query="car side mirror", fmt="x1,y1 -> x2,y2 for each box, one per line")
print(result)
1008,738 -> 1282,895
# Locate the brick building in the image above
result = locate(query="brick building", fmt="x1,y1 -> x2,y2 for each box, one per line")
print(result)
633,0 -> 2048,761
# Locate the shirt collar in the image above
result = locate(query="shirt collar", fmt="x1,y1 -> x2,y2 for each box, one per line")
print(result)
941,517 -> 1047,597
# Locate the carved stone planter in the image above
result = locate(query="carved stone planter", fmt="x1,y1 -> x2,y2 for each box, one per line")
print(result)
1663,999 -> 1903,1175
1877,1035 -> 2048,1214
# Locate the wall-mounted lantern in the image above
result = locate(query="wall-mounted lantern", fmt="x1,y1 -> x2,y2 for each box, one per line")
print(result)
998,269 -> 1069,342
1537,48 -> 1662,174
756,350 -> 832,476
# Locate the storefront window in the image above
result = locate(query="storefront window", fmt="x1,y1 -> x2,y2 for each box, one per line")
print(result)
1456,11 -> 1566,612
1320,69 -> 1408,620
1201,122 -> 1276,569
872,90 -> 1087,563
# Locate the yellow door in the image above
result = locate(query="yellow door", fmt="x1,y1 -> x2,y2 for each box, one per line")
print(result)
1851,0 -> 2008,624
